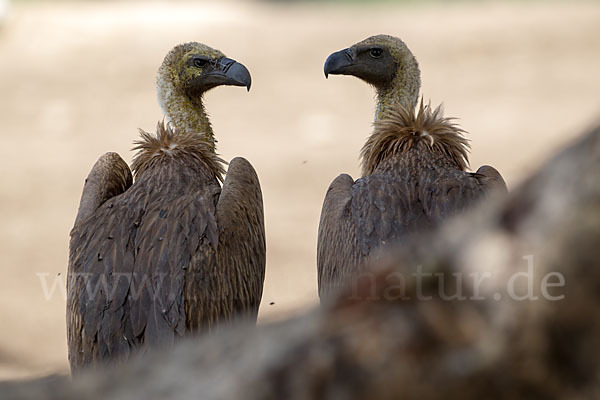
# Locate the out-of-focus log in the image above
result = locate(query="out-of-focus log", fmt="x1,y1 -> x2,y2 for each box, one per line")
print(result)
3,123 -> 600,399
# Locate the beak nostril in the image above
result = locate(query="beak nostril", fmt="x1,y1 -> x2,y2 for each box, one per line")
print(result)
220,58 -> 236,73
344,49 -> 353,62
223,62 -> 233,73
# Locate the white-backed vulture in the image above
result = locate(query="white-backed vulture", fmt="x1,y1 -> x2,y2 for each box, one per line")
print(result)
67,42 -> 266,372
318,34 -> 506,299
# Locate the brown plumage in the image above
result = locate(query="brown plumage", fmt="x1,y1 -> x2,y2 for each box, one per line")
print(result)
318,35 -> 506,299
362,100 -> 471,175
67,43 -> 265,372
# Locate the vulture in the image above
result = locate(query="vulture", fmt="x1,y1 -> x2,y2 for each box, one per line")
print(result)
67,42 -> 266,372
318,35 -> 506,299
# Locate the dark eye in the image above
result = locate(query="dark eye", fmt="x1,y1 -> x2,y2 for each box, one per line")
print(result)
370,48 -> 383,59
193,58 -> 208,68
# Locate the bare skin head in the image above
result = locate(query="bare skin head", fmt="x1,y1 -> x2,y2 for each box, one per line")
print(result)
324,34 -> 421,120
156,42 -> 251,144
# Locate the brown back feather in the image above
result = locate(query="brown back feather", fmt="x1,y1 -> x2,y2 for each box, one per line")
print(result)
131,121 -> 226,182
361,99 -> 470,176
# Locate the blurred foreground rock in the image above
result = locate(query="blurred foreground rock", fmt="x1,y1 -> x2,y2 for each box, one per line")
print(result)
2,124 -> 600,399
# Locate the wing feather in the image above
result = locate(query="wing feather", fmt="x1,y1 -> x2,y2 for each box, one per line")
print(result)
317,174 -> 360,299
73,152 -> 132,227
317,165 -> 505,301
68,153 -> 133,369
68,156 -> 224,372
475,165 -> 508,193
215,157 -> 266,321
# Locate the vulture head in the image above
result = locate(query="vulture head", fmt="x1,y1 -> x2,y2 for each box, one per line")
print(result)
324,35 -> 421,116
155,42 -> 251,137
158,42 -> 251,98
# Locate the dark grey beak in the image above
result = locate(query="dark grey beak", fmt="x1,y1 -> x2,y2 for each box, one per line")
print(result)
207,57 -> 252,91
324,48 -> 355,78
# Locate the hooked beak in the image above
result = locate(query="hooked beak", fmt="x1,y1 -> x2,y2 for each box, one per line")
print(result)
206,57 -> 252,91
324,48 -> 355,78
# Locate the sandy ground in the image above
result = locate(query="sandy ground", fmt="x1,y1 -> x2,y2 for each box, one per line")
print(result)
0,0 -> 599,379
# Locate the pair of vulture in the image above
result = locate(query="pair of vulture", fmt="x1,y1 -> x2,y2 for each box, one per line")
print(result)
67,35 -> 506,372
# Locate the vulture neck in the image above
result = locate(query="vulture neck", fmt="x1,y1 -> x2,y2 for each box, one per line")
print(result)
374,63 -> 421,122
157,80 -> 215,151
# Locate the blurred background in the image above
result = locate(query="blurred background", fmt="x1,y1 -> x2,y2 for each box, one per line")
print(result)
0,0 -> 599,379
